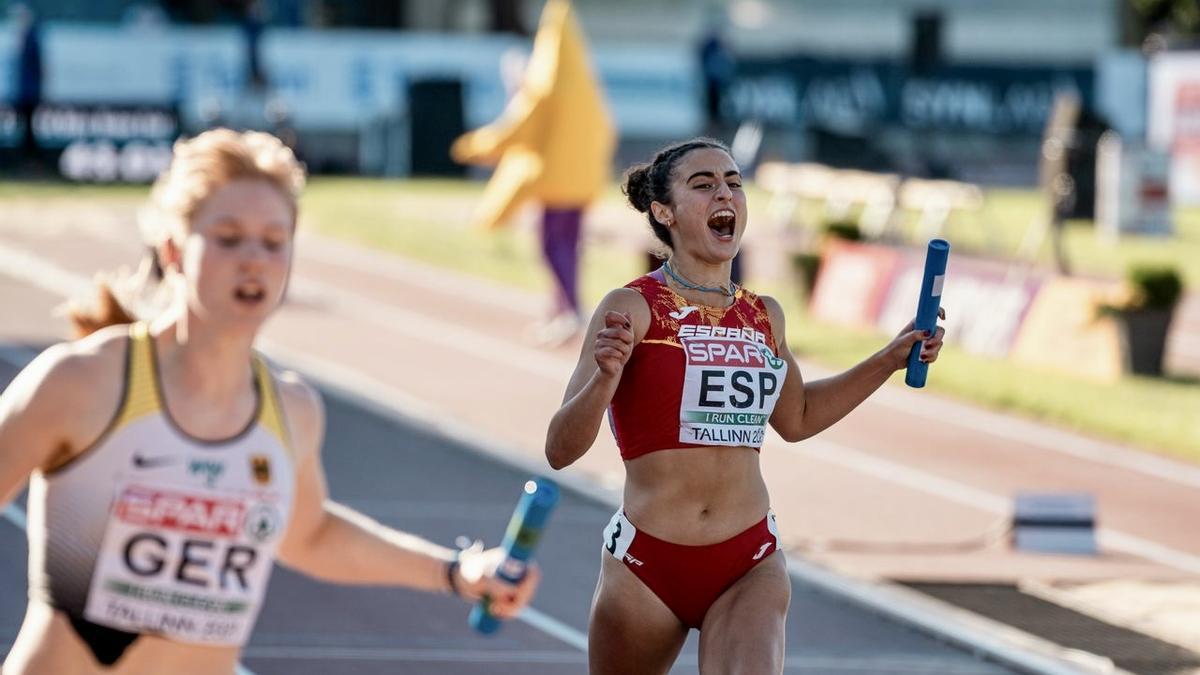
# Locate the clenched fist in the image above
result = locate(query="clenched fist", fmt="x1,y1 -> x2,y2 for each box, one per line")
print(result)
594,310 -> 634,377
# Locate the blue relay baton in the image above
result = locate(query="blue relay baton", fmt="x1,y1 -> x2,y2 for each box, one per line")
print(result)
469,477 -> 559,634
905,239 -> 950,388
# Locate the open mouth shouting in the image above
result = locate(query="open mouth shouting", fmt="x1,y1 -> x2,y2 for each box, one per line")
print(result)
707,209 -> 736,241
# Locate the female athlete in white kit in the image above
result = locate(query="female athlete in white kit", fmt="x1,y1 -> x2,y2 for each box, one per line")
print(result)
0,128 -> 538,675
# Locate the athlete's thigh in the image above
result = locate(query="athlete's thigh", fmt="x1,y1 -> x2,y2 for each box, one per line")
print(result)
589,552 -> 689,675
698,552 -> 790,675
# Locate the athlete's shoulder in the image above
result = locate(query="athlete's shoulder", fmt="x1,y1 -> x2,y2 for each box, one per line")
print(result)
753,293 -> 786,334
602,285 -> 649,311
0,326 -> 129,461
597,286 -> 651,322
622,272 -> 666,296
21,324 -> 129,397
269,367 -> 325,453
754,293 -> 784,317
586,286 -> 652,340
268,366 -> 323,420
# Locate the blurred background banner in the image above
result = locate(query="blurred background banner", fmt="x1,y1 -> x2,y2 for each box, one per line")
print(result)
725,57 -> 1095,185
0,0 -> 1146,183
726,59 -> 1095,137
0,19 -> 699,177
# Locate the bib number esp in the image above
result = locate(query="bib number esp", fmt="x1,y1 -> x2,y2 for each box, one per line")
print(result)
679,334 -> 787,447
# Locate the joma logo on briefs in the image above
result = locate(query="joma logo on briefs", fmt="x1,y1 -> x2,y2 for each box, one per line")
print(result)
678,324 -> 766,344
189,460 -> 224,487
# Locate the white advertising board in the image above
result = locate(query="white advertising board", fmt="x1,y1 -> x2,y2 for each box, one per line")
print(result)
1148,51 -> 1200,205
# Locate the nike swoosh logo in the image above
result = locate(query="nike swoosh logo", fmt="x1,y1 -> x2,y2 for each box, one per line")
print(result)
669,306 -> 699,320
132,452 -> 178,469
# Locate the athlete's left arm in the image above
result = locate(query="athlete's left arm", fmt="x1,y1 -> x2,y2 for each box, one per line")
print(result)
274,373 -> 538,618
762,296 -> 945,442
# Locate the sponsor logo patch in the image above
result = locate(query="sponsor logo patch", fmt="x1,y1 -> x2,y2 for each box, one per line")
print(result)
669,306 -> 699,321
752,541 -> 774,560
188,459 -> 224,488
243,503 -> 281,543
115,487 -> 244,538
250,455 -> 271,486
132,452 -> 178,470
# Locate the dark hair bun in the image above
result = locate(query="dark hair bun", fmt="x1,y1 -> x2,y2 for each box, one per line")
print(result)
622,163 -> 654,213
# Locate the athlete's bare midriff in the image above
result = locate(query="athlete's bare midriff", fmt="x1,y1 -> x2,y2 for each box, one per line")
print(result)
621,445 -> 769,545
3,600 -> 241,675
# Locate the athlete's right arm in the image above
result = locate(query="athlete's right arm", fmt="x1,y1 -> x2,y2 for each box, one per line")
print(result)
0,333 -> 125,508
544,288 -> 646,470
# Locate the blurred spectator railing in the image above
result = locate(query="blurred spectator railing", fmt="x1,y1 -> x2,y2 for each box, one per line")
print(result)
755,161 -> 985,249
897,178 -> 986,244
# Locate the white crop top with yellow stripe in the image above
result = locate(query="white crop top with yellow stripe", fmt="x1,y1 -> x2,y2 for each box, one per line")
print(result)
26,323 -> 296,646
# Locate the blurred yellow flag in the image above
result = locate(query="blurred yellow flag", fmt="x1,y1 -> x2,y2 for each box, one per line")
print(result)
451,0 -> 615,229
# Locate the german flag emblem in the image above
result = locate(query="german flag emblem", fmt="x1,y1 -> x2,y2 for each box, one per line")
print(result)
251,455 -> 271,485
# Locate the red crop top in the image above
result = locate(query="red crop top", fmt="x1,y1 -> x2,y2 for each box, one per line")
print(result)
608,270 -> 788,461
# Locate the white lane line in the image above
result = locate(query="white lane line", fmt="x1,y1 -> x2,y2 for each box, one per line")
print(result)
296,232 -> 544,315
517,606 -> 588,652
793,438 -> 1010,513
339,500 -> 599,524
0,240 -> 93,298
792,437 -> 1200,576
1099,531 -> 1200,577
785,558 -> 1130,675
243,645 -> 585,663
289,277 -> 570,381
869,382 -> 1200,490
